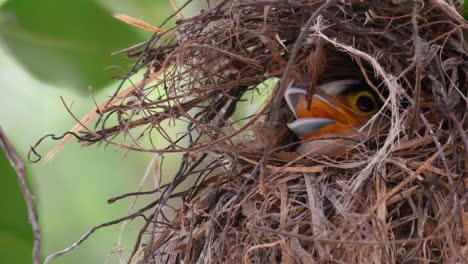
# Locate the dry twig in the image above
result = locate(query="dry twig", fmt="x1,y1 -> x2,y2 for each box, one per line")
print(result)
0,127 -> 41,264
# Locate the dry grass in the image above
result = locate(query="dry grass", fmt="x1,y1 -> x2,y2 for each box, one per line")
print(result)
37,0 -> 468,263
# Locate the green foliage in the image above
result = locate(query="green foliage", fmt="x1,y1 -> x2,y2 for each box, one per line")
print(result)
0,0 -> 144,91
464,0 -> 467,19
0,150 -> 33,264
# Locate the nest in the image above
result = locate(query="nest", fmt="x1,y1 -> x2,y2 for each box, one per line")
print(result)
41,0 -> 468,263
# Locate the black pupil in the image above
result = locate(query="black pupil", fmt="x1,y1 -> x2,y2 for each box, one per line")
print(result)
356,95 -> 375,113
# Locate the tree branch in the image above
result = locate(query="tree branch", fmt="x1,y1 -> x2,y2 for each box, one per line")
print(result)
0,126 -> 41,264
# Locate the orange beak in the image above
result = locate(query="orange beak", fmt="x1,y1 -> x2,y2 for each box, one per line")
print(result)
284,81 -> 367,141
292,93 -> 360,140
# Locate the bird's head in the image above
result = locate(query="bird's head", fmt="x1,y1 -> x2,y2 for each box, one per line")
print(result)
285,79 -> 381,154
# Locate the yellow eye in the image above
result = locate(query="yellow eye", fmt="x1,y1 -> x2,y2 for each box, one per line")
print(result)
350,91 -> 378,115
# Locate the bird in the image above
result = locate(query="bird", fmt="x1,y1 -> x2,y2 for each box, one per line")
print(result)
284,79 -> 381,155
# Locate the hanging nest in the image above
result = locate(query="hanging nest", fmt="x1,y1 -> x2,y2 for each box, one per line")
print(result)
40,0 -> 467,263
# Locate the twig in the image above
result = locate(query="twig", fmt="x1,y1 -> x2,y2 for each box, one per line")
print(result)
43,205 -> 154,264
447,111 -> 468,155
168,0 -> 184,20
369,137 -> 451,213
261,0 -> 338,193
408,0 -> 423,136
250,224 -> 444,245
0,127 -> 41,264
43,191 -> 185,264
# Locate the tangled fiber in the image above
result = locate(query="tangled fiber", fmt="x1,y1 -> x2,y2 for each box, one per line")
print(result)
40,0 -> 468,263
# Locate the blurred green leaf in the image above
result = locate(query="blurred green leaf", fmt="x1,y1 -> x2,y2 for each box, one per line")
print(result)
0,0 -> 144,91
464,0 -> 467,19
0,231 -> 32,264
0,146 -> 33,263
